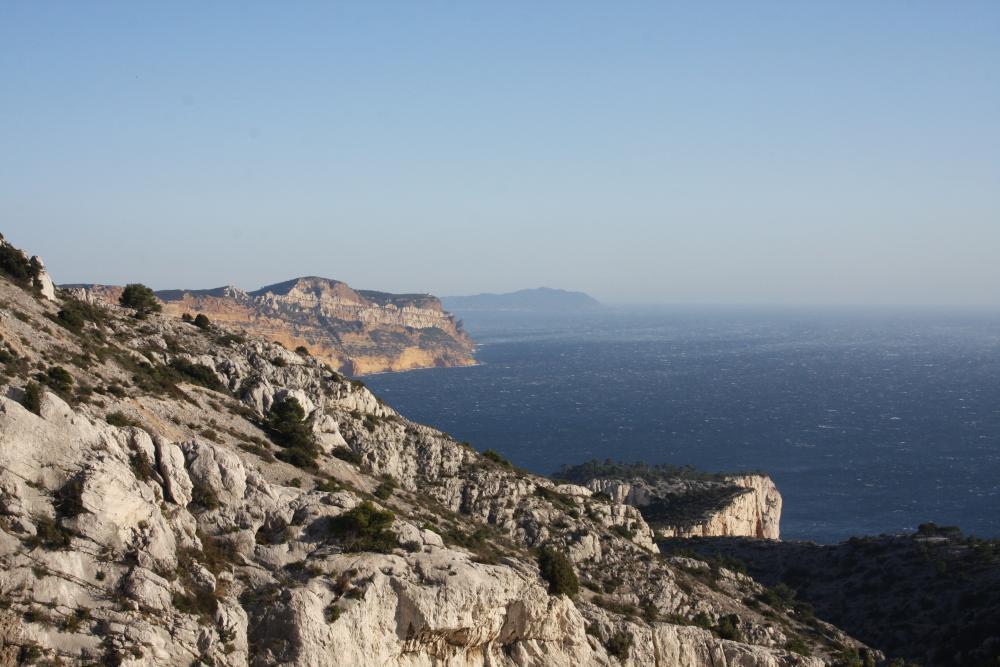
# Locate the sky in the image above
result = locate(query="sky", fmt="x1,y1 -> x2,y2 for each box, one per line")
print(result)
2,2 -> 998,305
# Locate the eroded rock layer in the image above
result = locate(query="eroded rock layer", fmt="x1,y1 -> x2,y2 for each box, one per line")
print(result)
63,277 -> 476,375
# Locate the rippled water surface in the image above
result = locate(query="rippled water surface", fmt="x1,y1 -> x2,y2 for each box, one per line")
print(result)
364,307 -> 1000,543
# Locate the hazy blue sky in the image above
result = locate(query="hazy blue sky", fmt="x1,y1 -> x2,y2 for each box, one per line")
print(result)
2,2 -> 998,305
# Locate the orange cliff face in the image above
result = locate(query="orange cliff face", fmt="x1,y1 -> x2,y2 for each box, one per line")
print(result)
62,278 -> 476,375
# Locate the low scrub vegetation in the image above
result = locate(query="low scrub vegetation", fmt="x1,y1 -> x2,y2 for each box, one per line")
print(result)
320,501 -> 398,553
373,475 -> 397,500
21,381 -> 42,414
265,396 -> 318,470
0,238 -> 44,292
537,546 -> 579,596
169,358 -> 224,392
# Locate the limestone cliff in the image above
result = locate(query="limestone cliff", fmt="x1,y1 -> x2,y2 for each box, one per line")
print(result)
62,277 -> 476,375
561,463 -> 782,540
0,238 -> 870,666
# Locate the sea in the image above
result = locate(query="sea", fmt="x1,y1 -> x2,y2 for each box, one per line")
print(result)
363,307 -> 1000,543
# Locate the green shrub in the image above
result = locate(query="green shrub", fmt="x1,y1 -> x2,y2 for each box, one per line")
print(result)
216,331 -> 247,346
55,306 -> 84,332
534,485 -> 575,510
119,283 -> 161,317
193,313 -> 211,329
295,345 -> 310,356
537,546 -> 579,596
190,484 -> 219,510
52,298 -> 107,333
715,614 -> 742,641
27,515 -> 73,550
373,475 -> 397,500
130,451 -> 155,482
759,582 -> 797,609
322,501 -> 398,553
785,638 -> 812,656
0,240 -> 42,290
41,366 -> 73,394
21,381 -> 42,414
54,476 -> 86,518
612,525 -> 634,540
169,359 -> 224,392
276,448 -> 316,469
171,588 -> 218,619
444,526 -> 501,565
482,449 -> 512,468
605,630 -> 632,661
17,644 -> 43,663
363,414 -> 382,432
106,411 -> 140,428
331,446 -> 362,466
315,478 -> 341,493
264,396 -> 318,469
128,360 -> 182,396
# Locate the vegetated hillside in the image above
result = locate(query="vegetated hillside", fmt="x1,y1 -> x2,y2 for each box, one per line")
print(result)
0,235 -> 874,665
61,276 -> 476,375
665,526 -> 1000,666
443,287 -> 601,312
558,460 -> 783,540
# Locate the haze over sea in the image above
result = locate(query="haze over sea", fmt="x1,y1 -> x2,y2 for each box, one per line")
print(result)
365,307 -> 1000,543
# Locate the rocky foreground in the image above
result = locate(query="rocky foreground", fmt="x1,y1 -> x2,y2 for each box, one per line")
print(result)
63,276 -> 476,375
0,236 -> 873,665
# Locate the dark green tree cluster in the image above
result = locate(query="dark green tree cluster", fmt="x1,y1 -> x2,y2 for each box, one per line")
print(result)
265,396 -> 318,470
38,366 -> 73,396
323,501 -> 397,553
52,296 -> 108,334
537,546 -> 579,596
119,284 -> 161,317
21,381 -> 42,415
0,239 -> 43,291
605,630 -> 633,661
169,358 -> 224,392
184,313 -> 212,329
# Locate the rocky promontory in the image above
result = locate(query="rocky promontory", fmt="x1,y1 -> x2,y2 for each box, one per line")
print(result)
558,462 -> 782,540
62,277 -> 476,375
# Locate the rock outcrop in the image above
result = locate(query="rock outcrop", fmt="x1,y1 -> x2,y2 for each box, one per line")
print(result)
0,235 -> 55,301
561,463 -> 782,540
0,237 -> 869,665
62,277 -> 476,375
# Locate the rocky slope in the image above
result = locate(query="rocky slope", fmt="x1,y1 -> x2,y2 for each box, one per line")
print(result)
559,462 -> 782,540
667,527 -> 1000,666
0,239 -> 871,666
62,277 -> 476,375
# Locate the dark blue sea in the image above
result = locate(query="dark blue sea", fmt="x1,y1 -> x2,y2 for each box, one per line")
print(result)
364,307 -> 1000,543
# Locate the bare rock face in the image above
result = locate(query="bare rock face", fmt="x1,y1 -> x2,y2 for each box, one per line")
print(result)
33,259 -> 56,301
560,462 -> 783,540
0,238 -> 871,665
62,276 -> 477,375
